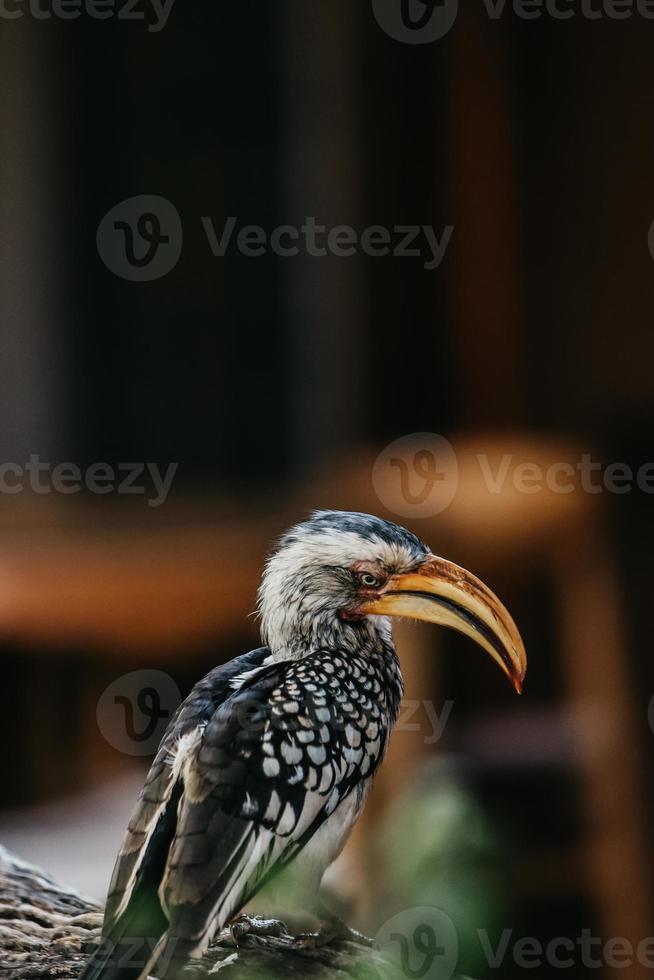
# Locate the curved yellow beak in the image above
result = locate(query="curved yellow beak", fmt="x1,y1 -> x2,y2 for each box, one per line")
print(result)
358,554 -> 527,693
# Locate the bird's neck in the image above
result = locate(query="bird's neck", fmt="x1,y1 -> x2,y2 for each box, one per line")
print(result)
261,607 -> 404,728
263,606 -> 396,663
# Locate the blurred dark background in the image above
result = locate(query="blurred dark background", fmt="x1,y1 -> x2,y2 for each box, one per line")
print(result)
1,3 -> 654,977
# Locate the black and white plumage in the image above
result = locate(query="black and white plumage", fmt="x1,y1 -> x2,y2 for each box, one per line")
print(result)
80,511 -> 526,980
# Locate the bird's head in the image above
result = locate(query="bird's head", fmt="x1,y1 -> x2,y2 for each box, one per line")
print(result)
258,511 -> 526,692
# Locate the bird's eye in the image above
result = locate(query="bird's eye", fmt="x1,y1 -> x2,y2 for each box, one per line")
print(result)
358,572 -> 382,589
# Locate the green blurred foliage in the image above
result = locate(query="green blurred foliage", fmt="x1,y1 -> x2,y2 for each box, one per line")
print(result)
373,759 -> 507,978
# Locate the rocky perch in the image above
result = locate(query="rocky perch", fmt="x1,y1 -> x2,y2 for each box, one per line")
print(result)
0,845 -> 402,979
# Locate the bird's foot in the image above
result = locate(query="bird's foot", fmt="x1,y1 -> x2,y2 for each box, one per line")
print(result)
298,915 -> 374,949
227,913 -> 291,947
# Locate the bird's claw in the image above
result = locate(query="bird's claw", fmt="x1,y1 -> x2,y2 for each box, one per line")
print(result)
227,914 -> 290,946
298,918 -> 374,948
337,924 -> 375,948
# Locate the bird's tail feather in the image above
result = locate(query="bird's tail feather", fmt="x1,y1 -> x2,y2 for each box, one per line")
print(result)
78,893 -> 168,980
78,934 -> 163,980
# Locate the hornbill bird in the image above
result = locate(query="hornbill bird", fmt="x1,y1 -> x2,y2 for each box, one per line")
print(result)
80,511 -> 526,980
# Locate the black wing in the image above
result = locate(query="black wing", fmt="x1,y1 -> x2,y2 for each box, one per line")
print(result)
156,648 -> 388,971
102,646 -> 271,935
83,646 -> 386,980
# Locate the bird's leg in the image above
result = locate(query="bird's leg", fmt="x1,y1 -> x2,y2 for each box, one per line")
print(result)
297,898 -> 374,948
226,914 -> 291,946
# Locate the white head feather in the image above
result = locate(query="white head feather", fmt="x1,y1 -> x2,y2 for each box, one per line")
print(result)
258,511 -> 427,659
